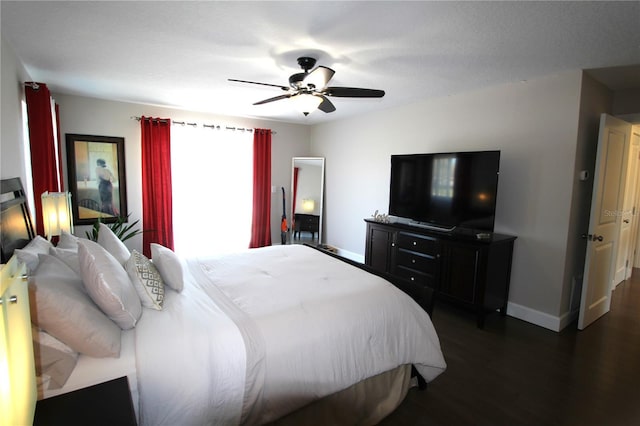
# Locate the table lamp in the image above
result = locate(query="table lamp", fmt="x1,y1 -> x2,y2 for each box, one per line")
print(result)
41,191 -> 73,240
302,199 -> 315,213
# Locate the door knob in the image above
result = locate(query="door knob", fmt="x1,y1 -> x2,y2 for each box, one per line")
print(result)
582,234 -> 603,242
594,235 -> 603,242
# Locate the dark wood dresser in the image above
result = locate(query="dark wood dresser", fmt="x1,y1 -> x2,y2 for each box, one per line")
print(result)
365,219 -> 516,328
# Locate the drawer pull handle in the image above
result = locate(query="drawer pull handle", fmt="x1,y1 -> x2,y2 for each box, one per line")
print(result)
410,277 -> 415,281
412,259 -> 416,264
413,241 -> 417,246
0,295 -> 18,305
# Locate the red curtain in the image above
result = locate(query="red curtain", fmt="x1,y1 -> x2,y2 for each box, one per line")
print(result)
140,117 -> 174,257
249,128 -> 272,248
292,166 -> 299,230
24,82 -> 62,236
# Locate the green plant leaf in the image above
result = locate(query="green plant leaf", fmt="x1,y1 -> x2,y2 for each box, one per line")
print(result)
87,214 -> 144,243
85,217 -> 101,241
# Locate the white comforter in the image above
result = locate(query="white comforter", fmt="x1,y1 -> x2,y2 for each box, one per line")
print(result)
135,244 -> 446,425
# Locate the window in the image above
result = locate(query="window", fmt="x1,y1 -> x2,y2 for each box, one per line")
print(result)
171,126 -> 253,256
431,156 -> 456,198
21,100 -> 35,224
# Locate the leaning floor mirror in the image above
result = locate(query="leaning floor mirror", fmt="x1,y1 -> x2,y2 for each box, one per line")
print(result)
290,157 -> 325,245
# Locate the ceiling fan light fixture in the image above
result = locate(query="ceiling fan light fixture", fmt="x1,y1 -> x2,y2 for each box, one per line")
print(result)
292,93 -> 322,116
229,56 -> 385,116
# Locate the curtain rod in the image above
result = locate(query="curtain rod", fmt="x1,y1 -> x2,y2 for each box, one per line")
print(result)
130,116 -> 275,134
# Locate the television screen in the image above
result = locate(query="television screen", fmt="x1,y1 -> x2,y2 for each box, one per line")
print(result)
389,150 -> 500,231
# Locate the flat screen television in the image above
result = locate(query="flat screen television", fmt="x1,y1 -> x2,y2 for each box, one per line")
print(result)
388,150 -> 500,232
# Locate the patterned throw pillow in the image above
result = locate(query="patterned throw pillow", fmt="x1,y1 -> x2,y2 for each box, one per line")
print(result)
125,250 -> 165,310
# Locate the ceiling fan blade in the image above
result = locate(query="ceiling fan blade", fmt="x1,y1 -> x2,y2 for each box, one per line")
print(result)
303,66 -> 335,90
253,93 -> 293,105
325,87 -> 385,98
228,78 -> 290,91
317,95 -> 336,113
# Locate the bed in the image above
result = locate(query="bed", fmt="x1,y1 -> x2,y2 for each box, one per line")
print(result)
2,178 -> 446,425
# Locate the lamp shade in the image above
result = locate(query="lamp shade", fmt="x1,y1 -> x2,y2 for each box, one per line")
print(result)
302,199 -> 315,213
41,191 -> 73,239
292,93 -> 322,116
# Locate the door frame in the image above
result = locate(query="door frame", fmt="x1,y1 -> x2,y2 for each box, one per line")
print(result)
614,128 -> 640,285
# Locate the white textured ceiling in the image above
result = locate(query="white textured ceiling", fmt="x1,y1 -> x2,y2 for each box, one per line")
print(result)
2,1 -> 639,125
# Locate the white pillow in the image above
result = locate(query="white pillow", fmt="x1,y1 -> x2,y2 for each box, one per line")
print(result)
14,236 -> 53,271
151,243 -> 185,292
78,239 -> 142,330
28,254 -> 121,357
49,247 -> 81,277
97,223 -> 130,266
32,326 -> 79,390
56,230 -> 79,251
125,250 -> 165,310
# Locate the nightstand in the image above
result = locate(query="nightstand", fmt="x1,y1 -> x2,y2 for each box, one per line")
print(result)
34,376 -> 137,426
293,213 -> 320,239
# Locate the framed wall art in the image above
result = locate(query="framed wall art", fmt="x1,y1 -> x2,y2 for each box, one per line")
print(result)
66,134 -> 128,225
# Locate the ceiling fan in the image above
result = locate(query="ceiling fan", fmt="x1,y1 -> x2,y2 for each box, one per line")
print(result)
228,57 -> 385,116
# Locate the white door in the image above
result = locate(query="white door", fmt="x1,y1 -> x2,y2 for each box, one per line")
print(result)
578,114 -> 631,330
631,128 -> 640,268
614,133 -> 639,284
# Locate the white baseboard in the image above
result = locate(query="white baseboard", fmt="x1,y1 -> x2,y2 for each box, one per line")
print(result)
335,248 -> 364,264
507,301 -> 576,332
330,247 -> 575,333
559,309 -> 579,330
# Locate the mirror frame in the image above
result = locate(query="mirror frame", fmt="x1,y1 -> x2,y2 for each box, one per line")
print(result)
291,157 -> 325,245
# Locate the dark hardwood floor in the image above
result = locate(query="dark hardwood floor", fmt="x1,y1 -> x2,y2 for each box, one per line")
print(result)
381,272 -> 640,426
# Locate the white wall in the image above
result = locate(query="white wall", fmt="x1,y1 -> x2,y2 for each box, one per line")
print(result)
560,74 -> 613,326
1,37 -> 32,186
310,70 -> 585,330
52,94 -> 310,252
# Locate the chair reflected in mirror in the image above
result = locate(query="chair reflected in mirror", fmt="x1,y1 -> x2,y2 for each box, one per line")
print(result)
78,198 -> 100,212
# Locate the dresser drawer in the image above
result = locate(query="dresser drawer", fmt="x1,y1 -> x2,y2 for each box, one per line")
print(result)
396,248 -> 437,273
393,265 -> 436,289
396,232 -> 439,255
